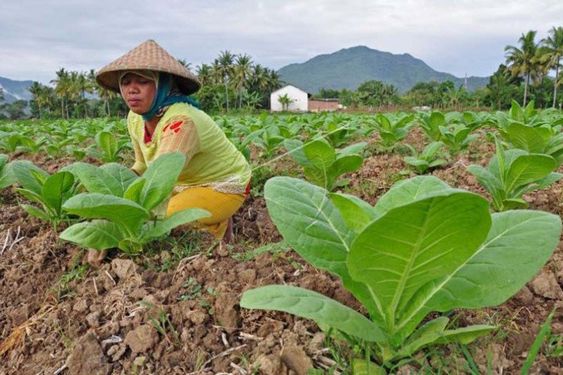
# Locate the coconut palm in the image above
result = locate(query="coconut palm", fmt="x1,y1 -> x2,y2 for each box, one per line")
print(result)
216,50 -> 235,111
505,31 -> 542,106
539,26 -> 563,108
51,68 -> 72,118
233,54 -> 253,108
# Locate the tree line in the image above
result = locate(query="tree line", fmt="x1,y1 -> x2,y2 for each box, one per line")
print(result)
0,26 -> 560,119
313,26 -> 562,111
0,51 -> 282,120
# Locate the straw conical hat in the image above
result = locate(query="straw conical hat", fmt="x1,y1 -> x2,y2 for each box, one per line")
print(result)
96,39 -> 201,95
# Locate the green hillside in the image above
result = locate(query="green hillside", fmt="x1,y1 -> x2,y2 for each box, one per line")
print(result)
278,46 -> 488,94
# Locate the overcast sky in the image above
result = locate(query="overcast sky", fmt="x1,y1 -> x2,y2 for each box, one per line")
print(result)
1,0 -> 561,84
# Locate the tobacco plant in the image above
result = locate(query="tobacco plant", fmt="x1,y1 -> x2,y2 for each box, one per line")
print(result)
285,139 -> 366,191
467,140 -> 561,211
10,160 -> 79,230
60,153 -> 209,254
438,123 -> 478,155
372,113 -> 415,150
403,142 -> 448,174
241,175 -> 561,372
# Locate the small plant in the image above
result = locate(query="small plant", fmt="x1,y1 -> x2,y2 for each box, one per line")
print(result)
241,175 -> 561,372
10,160 -> 79,230
372,113 -> 415,150
403,142 -> 448,174
467,139 -> 561,211
521,308 -> 556,374
60,153 -> 210,254
285,138 -> 366,191
417,111 -> 447,142
438,123 -> 478,155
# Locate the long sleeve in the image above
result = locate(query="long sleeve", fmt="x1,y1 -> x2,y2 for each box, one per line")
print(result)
154,116 -> 200,166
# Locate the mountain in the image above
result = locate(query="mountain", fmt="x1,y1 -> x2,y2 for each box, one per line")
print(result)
0,76 -> 33,103
277,46 -> 489,94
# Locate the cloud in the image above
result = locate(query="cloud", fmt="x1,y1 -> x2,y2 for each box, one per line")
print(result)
1,0 -> 561,83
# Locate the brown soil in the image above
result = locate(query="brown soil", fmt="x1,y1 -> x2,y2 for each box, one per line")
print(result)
1,142 -> 562,374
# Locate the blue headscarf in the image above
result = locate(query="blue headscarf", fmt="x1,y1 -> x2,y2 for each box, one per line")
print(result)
141,73 -> 200,120
119,71 -> 199,120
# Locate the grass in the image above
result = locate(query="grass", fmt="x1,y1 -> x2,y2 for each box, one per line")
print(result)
54,252 -> 89,299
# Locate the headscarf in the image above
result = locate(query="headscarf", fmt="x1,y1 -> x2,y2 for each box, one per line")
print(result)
119,70 -> 200,120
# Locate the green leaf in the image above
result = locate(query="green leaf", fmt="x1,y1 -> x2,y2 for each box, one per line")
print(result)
0,155 -> 15,189
240,285 -> 386,343
21,204 -> 50,222
349,191 -> 490,325
10,160 -> 49,195
264,176 -> 381,322
329,192 -> 377,234
138,153 -> 186,211
96,131 -> 119,161
332,154 -> 363,177
303,139 -> 335,170
143,208 -> 210,240
437,325 -> 495,345
41,171 -> 75,213
399,210 -> 561,337
339,142 -> 367,156
100,163 -> 138,192
60,220 -> 125,250
505,154 -> 557,192
397,317 -> 449,358
284,139 -> 309,166
352,359 -> 387,375
506,123 -> 551,153
64,162 -> 124,196
373,176 -> 455,218
124,177 -> 146,202
426,210 -> 561,310
63,193 -> 149,232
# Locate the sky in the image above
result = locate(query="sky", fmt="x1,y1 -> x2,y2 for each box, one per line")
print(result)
1,0 -> 562,84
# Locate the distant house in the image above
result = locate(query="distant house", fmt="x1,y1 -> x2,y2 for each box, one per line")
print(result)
270,85 -> 342,112
270,85 -> 308,112
308,98 -> 342,112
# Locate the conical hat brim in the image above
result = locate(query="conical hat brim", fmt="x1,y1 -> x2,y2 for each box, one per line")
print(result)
96,39 -> 201,95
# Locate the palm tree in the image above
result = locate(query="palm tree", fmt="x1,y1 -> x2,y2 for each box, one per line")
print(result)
216,50 -> 235,111
540,26 -> 563,108
51,68 -> 72,118
196,63 -> 213,86
233,54 -> 253,108
277,93 -> 293,111
505,31 -> 542,106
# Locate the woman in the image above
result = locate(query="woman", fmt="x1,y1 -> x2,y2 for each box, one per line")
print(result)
93,40 -> 251,262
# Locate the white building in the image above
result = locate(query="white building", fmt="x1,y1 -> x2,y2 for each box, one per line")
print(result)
270,85 -> 309,112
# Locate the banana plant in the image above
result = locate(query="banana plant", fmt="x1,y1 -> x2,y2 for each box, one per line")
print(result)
60,153 -> 210,254
467,140 -> 562,211
10,160 -> 79,230
241,175 -> 561,372
285,138 -> 366,191
403,142 -> 448,174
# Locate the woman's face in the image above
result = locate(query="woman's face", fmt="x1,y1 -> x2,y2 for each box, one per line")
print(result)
119,73 -> 156,114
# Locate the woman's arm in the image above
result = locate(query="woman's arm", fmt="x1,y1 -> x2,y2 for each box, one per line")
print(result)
154,116 -> 201,166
